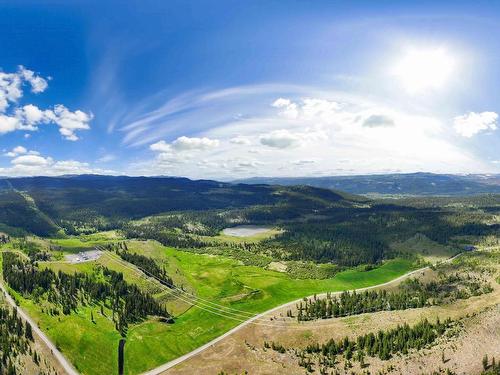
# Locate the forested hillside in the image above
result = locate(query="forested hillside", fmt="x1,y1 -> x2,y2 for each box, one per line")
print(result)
0,175 -> 354,236
0,175 -> 498,267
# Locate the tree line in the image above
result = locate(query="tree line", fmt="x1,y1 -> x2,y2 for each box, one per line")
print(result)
267,317 -> 453,372
291,276 -> 492,321
293,286 -> 428,321
116,247 -> 175,287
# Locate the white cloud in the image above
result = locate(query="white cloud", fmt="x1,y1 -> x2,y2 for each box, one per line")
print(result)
272,97 -> 299,119
148,136 -> 220,172
150,136 -> 220,153
0,104 -> 92,140
149,140 -> 172,153
96,154 -> 116,163
12,145 -> 27,154
0,70 -> 23,112
51,160 -> 90,174
49,105 -> 92,141
0,150 -> 115,177
301,98 -> 341,120
171,136 -> 219,151
236,160 -> 261,168
271,97 -> 342,122
16,104 -> 49,125
260,129 -> 302,149
0,67 -> 91,140
0,66 -> 47,112
11,154 -> 52,167
0,114 -> 21,134
292,159 -> 317,166
271,98 -> 292,108
18,66 -> 49,93
4,145 -> 28,157
453,111 -> 498,138
156,152 -> 186,165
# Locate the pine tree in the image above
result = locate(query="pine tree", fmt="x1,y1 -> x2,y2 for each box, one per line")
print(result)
483,354 -> 489,370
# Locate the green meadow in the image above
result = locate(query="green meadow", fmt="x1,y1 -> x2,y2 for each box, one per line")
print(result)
1,239 -> 415,375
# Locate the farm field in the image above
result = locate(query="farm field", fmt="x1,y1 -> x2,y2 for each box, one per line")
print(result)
2,237 -> 416,375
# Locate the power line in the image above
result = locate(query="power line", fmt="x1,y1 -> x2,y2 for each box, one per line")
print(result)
103,251 -> 430,328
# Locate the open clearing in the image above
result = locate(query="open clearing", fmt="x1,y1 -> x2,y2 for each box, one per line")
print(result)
65,249 -> 102,263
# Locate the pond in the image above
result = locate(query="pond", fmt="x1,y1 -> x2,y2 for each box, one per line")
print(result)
221,225 -> 272,237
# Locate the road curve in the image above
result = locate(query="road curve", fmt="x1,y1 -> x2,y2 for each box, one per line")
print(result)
143,252 -> 465,375
0,280 -> 79,375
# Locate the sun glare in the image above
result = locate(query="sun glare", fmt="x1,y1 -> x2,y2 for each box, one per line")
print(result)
392,47 -> 456,94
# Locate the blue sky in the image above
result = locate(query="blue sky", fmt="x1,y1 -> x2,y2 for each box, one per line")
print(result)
0,0 -> 499,178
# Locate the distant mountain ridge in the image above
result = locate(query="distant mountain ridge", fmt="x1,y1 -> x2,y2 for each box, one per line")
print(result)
235,173 -> 500,196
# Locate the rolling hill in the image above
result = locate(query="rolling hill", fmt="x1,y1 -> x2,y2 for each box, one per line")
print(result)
0,175 -> 355,236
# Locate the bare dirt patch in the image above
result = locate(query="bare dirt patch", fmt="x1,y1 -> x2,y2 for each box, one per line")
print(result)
267,261 -> 287,273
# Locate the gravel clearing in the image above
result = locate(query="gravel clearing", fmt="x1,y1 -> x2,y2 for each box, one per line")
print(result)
65,249 -> 102,264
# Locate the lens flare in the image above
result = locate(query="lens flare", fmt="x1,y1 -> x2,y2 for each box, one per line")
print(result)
393,47 -> 456,93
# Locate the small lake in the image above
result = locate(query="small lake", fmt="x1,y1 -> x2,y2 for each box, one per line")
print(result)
222,225 -> 272,237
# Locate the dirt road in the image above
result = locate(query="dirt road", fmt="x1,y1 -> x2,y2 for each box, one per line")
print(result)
0,278 -> 79,375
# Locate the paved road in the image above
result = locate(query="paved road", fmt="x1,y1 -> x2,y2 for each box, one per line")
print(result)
0,267 -> 79,375
143,252 -> 466,375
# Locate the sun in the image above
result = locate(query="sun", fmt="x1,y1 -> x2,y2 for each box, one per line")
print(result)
392,47 -> 456,94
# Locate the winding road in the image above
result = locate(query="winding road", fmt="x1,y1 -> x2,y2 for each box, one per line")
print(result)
142,251 -> 466,375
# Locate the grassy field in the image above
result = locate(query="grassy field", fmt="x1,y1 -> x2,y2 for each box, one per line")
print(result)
123,244 -> 414,374
48,235 -> 116,251
1,239 -> 416,375
167,245 -> 500,375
